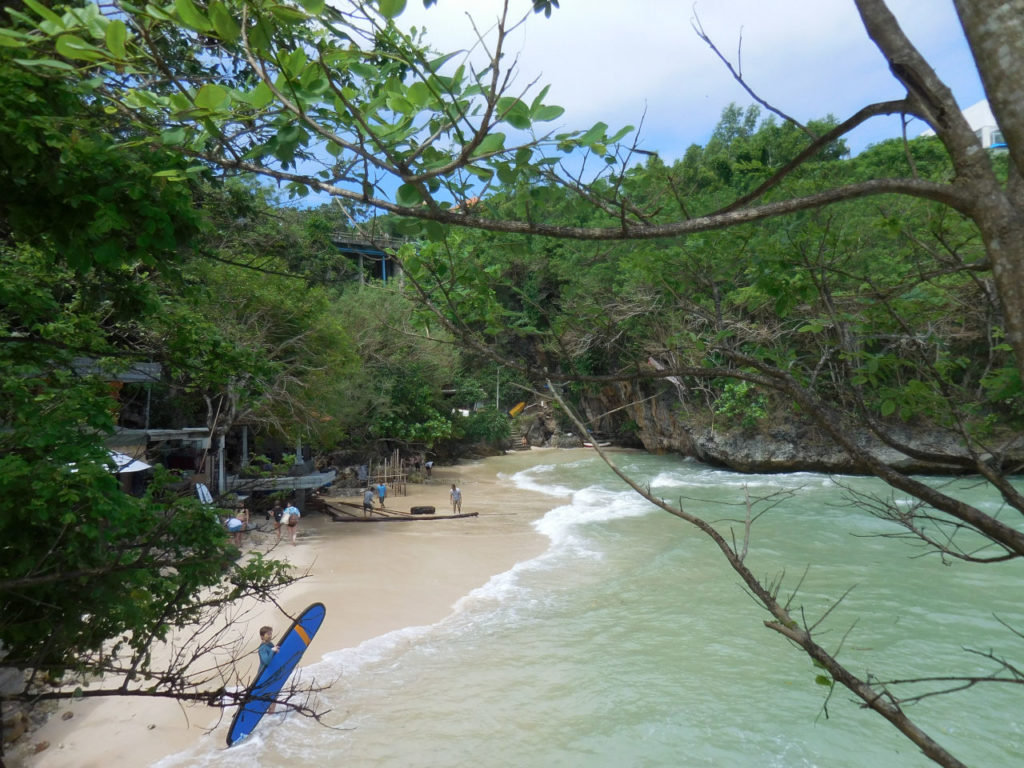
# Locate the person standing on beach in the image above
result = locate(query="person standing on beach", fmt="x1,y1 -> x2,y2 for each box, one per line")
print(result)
449,483 -> 462,514
425,459 -> 433,478
377,481 -> 387,509
282,501 -> 300,545
257,626 -> 278,713
362,487 -> 375,517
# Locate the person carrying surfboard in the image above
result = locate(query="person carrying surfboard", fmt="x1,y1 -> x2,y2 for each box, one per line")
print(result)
257,626 -> 279,713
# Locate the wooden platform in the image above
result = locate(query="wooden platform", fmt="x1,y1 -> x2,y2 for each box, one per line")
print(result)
312,497 -> 477,523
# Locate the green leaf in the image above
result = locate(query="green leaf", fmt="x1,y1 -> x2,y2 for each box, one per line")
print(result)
578,121 -> 608,147
497,97 -> 531,130
424,220 -> 446,242
387,94 -> 415,114
607,124 -> 634,144
270,4 -> 309,23
496,163 -> 517,185
105,19 -> 127,58
12,57 -> 75,71
195,84 -> 229,110
814,675 -> 832,687
407,81 -> 432,108
465,165 -> 493,181
244,82 -> 275,109
0,27 -> 30,47
396,183 -> 423,206
296,0 -> 325,12
378,0 -> 407,19
209,1 -> 241,43
55,34 -> 105,61
532,104 -> 564,122
470,132 -> 505,158
174,0 -> 213,32
281,48 -> 308,77
22,0 -> 63,25
161,127 -> 187,145
142,3 -> 176,22
880,399 -> 896,417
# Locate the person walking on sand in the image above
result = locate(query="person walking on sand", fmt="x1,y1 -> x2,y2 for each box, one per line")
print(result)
282,501 -> 300,545
425,459 -> 433,478
257,626 -> 279,713
271,504 -> 284,542
377,481 -> 387,509
449,483 -> 462,514
362,487 -> 375,517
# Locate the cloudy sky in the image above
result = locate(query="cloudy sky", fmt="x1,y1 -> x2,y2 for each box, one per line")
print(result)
396,0 -> 985,160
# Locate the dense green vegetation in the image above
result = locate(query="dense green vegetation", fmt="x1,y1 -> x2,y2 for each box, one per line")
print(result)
408,107 -> 1018,445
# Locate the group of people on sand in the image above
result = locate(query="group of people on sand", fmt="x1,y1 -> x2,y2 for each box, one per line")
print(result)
358,480 -> 463,515
362,483 -> 386,515
224,497 -> 302,547
399,455 -> 434,478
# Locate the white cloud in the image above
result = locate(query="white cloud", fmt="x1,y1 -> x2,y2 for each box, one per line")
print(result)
397,0 -> 984,158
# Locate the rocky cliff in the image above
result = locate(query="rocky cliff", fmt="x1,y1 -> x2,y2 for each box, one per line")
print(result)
561,382 -> 1024,476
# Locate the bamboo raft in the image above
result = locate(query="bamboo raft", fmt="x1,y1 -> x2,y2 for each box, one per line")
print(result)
312,497 -> 478,523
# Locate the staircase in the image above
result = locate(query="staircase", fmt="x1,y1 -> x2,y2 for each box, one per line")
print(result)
508,426 -> 530,451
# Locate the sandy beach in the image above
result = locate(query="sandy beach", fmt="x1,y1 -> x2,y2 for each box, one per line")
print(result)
10,450 -> 568,768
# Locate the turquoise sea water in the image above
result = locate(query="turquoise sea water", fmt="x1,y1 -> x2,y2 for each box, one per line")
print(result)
158,450 -> 1023,767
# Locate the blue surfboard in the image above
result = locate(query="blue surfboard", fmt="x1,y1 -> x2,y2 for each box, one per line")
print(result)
227,602 -> 327,746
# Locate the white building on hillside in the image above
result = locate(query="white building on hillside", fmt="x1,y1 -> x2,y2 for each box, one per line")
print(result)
921,99 -> 1006,148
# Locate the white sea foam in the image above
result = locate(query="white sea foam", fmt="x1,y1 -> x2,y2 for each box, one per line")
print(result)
316,622 -> 440,679
529,484 -> 656,559
508,463 -> 579,497
650,467 -> 833,491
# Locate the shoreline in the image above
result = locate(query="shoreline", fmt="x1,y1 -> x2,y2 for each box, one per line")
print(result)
10,449 -> 569,768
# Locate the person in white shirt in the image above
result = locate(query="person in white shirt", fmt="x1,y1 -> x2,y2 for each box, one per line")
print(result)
282,502 -> 301,545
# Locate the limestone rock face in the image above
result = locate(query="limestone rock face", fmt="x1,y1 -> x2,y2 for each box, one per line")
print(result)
580,386 -> 1023,475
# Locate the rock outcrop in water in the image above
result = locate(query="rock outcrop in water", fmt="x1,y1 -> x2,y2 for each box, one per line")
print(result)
515,384 -> 1024,476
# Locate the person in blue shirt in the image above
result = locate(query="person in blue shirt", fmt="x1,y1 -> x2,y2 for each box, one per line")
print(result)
257,626 -> 278,713
363,487 -> 376,517
377,482 -> 387,509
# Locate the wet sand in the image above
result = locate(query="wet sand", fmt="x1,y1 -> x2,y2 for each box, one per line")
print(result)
11,449 -> 573,768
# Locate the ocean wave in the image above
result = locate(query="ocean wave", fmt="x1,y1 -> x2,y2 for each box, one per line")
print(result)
508,459 -> 600,497
532,485 -> 656,551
